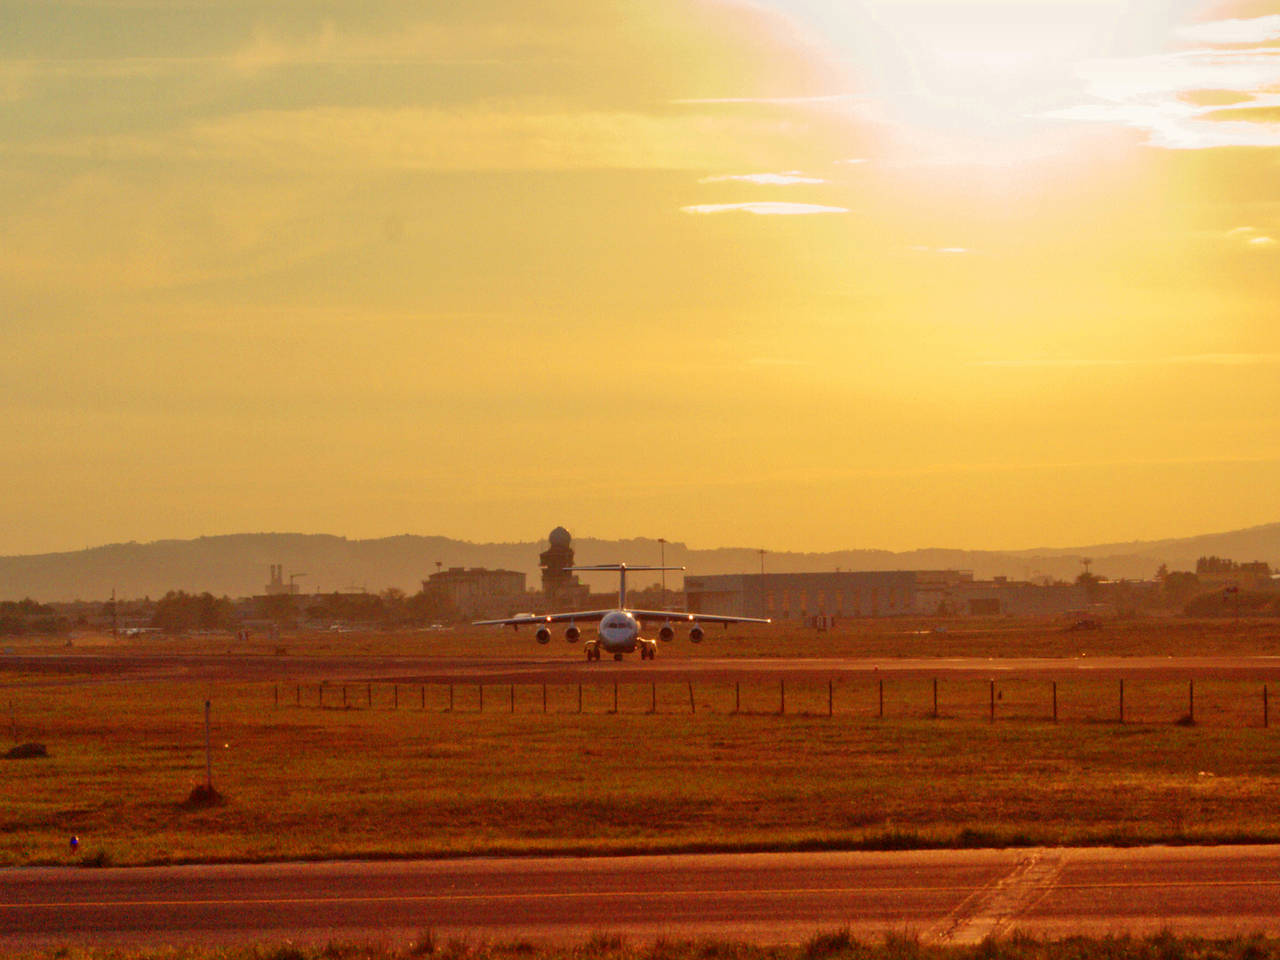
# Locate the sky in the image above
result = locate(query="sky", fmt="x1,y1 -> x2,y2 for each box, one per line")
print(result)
3,0 -> 1280,557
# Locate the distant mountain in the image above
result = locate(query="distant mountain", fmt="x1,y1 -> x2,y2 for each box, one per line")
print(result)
3,524 -> 1280,602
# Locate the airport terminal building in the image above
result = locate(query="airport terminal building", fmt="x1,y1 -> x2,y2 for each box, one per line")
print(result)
685,570 -> 1088,622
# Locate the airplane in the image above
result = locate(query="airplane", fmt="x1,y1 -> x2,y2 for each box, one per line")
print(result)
474,563 -> 771,662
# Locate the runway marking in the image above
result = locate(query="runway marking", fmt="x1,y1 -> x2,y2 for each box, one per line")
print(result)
5,878 -> 1280,912
930,851 -> 1067,945
1053,880 -> 1280,892
0,885 -> 987,911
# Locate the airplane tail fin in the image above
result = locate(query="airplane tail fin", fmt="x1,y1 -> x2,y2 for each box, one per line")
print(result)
563,563 -> 685,608
565,564 -> 685,572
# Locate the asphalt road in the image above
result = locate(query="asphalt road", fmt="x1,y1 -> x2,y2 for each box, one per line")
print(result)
5,847 -> 1280,948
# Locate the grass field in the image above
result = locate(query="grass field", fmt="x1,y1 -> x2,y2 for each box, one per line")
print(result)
5,930 -> 1280,960
5,665 -> 1280,867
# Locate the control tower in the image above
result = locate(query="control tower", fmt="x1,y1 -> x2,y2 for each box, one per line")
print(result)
539,527 -> 588,605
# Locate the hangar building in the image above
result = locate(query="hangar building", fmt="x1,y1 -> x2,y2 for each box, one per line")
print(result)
686,570 -> 1086,621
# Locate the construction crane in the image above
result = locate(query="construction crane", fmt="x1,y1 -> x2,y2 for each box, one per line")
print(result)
289,572 -> 307,594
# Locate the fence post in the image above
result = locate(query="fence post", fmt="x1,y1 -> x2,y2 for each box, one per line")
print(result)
1266,684 -> 1270,729
342,685 -> 348,709
650,682 -> 656,715
688,682 -> 695,714
367,682 -> 372,708
989,680 -> 995,723
204,700 -> 213,792
273,685 -> 278,709
878,679 -> 884,719
828,679 -> 833,717
1188,679 -> 1194,725
479,684 -> 484,714
296,684 -> 300,707
394,685 -> 399,711
448,684 -> 454,712
421,685 -> 426,710
578,683 -> 582,714
543,683 -> 548,714
932,678 -> 938,719
779,679 -> 785,716
510,684 -> 515,714
1119,678 -> 1125,724
1052,681 -> 1058,723
613,682 -> 619,715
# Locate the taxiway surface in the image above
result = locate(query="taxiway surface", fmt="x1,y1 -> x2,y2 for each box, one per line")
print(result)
6,653 -> 1280,686
5,846 -> 1280,948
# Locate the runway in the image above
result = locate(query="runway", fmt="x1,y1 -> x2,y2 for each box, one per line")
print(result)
6,652 -> 1280,686
5,846 -> 1280,948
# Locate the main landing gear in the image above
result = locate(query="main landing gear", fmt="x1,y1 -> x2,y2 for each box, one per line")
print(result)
583,640 -> 658,662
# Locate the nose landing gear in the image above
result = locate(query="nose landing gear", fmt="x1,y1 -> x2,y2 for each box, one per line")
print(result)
585,641 -> 601,662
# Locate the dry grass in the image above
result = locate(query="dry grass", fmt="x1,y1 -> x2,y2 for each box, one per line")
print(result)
6,619 -> 1280,868
4,666 -> 1280,867
6,931 -> 1280,960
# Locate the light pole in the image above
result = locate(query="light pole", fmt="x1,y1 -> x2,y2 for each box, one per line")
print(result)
658,538 -> 667,602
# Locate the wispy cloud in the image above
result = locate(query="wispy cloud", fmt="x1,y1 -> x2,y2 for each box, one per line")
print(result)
1227,226 -> 1278,248
909,245 -> 971,255
3,105 -> 802,172
680,201 -> 848,216
671,94 -> 857,105
747,356 -> 811,367
0,18 -> 589,90
1047,18 -> 1280,148
226,19 -> 576,74
977,354 -> 1280,368
1175,15 -> 1280,46
698,171 -> 826,185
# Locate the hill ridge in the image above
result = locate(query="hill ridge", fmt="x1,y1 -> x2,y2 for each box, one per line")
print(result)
3,523 -> 1279,602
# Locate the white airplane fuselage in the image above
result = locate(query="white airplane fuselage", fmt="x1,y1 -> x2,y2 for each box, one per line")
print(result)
597,610 -> 642,654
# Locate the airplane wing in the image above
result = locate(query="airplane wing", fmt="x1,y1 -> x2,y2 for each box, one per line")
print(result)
473,610 -> 615,627
628,609 -> 772,625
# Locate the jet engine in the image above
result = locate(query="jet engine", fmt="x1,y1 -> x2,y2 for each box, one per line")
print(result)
689,625 -> 705,643
565,624 -> 581,643
658,623 -> 675,642
535,626 -> 552,645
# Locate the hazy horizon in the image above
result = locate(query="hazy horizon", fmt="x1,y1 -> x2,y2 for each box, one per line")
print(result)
7,0 -> 1280,557
9,516 -> 1280,563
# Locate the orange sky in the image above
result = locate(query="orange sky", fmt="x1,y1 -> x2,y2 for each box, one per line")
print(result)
3,0 -> 1280,555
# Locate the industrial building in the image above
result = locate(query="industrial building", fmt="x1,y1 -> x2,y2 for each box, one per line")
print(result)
423,567 -> 527,619
264,564 -> 301,596
685,570 -> 1088,622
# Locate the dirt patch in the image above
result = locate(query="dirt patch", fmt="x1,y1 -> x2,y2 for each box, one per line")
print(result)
5,742 -> 48,759
181,784 -> 227,809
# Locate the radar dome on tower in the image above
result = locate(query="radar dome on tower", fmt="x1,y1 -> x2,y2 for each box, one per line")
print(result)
540,526 -> 585,604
